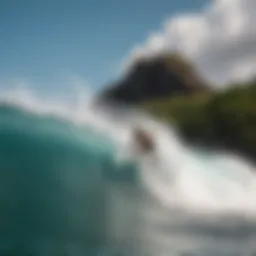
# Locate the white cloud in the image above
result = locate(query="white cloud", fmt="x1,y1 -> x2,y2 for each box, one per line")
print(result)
124,0 -> 256,87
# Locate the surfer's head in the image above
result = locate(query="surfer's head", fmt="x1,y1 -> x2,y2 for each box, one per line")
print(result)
132,126 -> 155,153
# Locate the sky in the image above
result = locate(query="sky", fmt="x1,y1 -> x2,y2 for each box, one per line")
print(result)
0,0 -> 208,95
1,0 -> 256,97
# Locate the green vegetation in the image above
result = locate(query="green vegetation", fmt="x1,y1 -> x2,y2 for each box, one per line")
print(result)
142,82 -> 256,158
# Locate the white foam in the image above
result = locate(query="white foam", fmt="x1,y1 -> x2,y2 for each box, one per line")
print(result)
136,121 -> 256,217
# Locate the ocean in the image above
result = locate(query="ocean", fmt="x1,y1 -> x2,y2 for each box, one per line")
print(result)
0,91 -> 256,256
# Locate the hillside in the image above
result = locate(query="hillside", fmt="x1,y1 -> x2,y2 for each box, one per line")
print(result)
98,53 -> 256,161
98,53 -> 209,105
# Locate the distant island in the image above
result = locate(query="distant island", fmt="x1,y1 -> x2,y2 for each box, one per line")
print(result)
98,53 -> 256,162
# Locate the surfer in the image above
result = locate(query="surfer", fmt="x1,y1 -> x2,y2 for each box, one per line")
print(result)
132,126 -> 155,154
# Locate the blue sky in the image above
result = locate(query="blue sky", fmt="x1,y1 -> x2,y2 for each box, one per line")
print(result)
1,0 -> 209,95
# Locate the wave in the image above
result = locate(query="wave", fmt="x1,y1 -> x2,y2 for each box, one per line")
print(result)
0,89 -> 255,254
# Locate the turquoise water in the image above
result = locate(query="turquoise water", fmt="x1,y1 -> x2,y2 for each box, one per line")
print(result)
0,104 -> 140,255
0,102 -> 256,256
